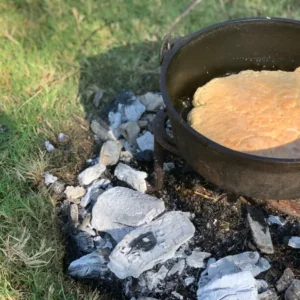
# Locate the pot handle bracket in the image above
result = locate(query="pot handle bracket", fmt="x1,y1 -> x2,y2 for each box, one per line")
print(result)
159,0 -> 202,65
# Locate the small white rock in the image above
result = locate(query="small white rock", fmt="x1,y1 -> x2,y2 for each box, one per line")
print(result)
108,211 -> 195,279
138,92 -> 164,112
186,248 -> 211,269
119,151 -> 133,163
288,236 -> 300,248
65,186 -> 86,199
114,163 -> 148,193
267,215 -> 285,226
58,133 -> 67,142
44,172 -> 58,186
144,265 -> 168,290
99,140 -> 122,166
93,89 -> 104,107
45,141 -> 55,152
78,163 -> 106,186
136,131 -> 154,151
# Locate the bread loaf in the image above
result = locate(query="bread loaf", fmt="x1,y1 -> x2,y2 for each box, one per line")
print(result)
188,68 -> 300,158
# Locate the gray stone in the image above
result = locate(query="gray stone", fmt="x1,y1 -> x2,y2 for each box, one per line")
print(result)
285,280 -> 300,300
81,227 -> 96,236
91,187 -> 165,243
99,140 -> 122,166
78,163 -> 106,186
93,89 -> 104,107
78,213 -> 91,229
136,131 -> 154,151
138,120 -> 148,129
114,163 -> 148,193
108,211 -> 195,279
80,178 -> 110,207
288,236 -> 300,248
186,248 -> 211,269
45,140 -> 55,152
49,180 -> 65,195
247,206 -> 274,254
64,186 -> 86,199
138,92 -> 164,112
258,289 -> 278,300
74,231 -> 95,253
276,268 -> 295,293
44,172 -> 58,186
119,122 -> 140,144
94,235 -> 114,250
67,251 -> 109,278
69,204 -> 79,226
256,279 -> 269,294
90,118 -> 116,141
120,151 -> 133,163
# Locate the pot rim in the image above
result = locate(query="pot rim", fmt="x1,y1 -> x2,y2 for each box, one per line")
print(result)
160,17 -> 300,164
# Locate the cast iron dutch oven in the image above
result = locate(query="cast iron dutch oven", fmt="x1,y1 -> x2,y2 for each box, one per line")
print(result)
160,17 -> 300,200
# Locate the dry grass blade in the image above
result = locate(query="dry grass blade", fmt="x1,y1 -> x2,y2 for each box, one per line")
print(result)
0,229 -> 55,268
14,150 -> 49,184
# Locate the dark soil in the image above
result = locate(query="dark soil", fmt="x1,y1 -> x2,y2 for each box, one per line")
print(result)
57,147 -> 300,299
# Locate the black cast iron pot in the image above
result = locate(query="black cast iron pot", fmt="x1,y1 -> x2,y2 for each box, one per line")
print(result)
160,17 -> 300,200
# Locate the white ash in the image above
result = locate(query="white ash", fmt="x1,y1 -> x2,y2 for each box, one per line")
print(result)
288,236 -> 300,248
185,277 -> 195,286
67,251 -> 109,279
80,178 -> 110,208
120,151 -> 133,163
99,140 -> 122,166
119,121 -> 140,145
81,227 -> 96,236
114,163 -> 148,193
91,187 -> 165,243
44,172 -> 58,186
267,215 -> 285,226
168,259 -> 185,276
138,92 -> 164,112
186,248 -> 211,269
198,271 -> 258,300
143,265 -> 168,290
94,235 -> 114,250
247,206 -> 274,254
136,131 -> 154,151
108,211 -> 195,279
64,186 -> 86,199
45,140 -> 55,152
78,163 -> 106,186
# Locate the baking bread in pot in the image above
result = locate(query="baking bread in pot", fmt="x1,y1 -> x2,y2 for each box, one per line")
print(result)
188,68 -> 300,158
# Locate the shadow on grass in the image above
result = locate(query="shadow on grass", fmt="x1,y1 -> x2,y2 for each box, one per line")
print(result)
78,40 -> 162,120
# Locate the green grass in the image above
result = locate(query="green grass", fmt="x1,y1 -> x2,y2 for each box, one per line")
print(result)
0,0 -> 300,299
